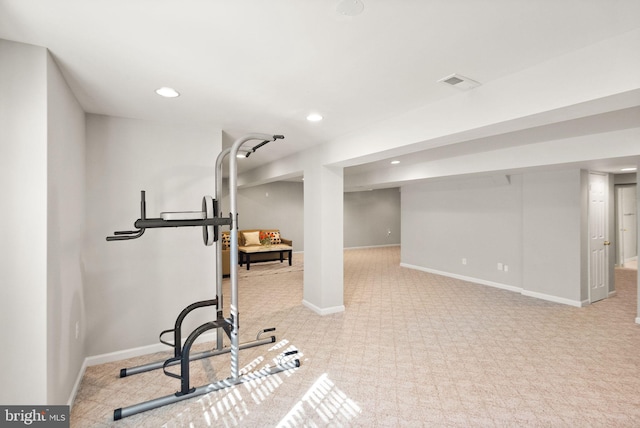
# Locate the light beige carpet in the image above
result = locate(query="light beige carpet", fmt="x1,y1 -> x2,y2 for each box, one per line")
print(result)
71,247 -> 640,427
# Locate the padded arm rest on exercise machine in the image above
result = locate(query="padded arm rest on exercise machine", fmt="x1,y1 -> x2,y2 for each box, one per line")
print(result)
161,211 -> 206,221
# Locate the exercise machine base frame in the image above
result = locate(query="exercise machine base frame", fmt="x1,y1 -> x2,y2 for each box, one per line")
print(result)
114,358 -> 300,421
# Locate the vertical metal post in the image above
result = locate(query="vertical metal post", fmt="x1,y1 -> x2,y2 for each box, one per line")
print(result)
228,134 -> 276,380
214,148 -> 231,351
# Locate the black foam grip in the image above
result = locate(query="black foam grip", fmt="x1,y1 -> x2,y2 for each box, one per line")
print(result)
114,409 -> 122,421
119,368 -> 127,378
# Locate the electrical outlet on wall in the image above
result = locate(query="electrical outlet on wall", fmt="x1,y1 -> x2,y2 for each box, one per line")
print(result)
75,321 -> 80,340
497,262 -> 503,271
462,258 -> 467,265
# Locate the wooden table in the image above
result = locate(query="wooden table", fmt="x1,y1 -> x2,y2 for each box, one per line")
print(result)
238,244 -> 293,270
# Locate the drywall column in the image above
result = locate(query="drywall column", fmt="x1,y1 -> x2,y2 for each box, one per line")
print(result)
0,39 -> 48,404
636,167 -> 640,324
522,169 -> 584,305
302,162 -> 345,314
46,51 -> 87,405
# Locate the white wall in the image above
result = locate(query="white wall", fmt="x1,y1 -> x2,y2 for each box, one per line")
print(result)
0,39 -> 87,405
84,115 -> 221,356
344,188 -> 401,248
302,161 -> 344,314
0,39 -> 49,404
46,52 -> 87,404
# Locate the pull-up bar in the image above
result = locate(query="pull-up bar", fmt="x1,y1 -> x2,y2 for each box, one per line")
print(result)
106,133 -> 300,420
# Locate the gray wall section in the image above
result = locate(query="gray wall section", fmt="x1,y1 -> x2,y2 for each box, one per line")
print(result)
220,183 -> 401,251
400,169 -> 615,305
84,114 -> 221,356
521,170 -> 584,302
228,181 -> 305,251
344,188 -> 401,248
401,175 -> 523,288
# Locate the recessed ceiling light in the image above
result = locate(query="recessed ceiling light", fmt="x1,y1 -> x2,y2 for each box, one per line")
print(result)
155,87 -> 180,98
621,167 -> 637,171
306,113 -> 323,122
391,160 -> 400,165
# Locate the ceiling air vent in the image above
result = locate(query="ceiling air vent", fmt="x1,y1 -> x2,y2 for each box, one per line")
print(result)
438,73 -> 481,90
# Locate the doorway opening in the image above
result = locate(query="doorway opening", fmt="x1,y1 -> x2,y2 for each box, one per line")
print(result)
615,184 -> 637,270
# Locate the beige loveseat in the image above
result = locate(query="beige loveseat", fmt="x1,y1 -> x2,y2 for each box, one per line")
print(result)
221,229 -> 293,276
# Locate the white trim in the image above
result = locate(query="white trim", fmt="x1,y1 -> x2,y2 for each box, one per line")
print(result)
401,263 -> 585,307
302,299 -> 345,315
520,290 -> 587,308
400,263 -> 522,293
345,244 -> 400,250
85,332 -> 217,367
68,331 -> 217,407
67,358 -> 88,408
636,317 -> 640,325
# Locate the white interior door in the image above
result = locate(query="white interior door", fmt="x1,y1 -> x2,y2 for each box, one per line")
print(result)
589,172 -> 609,303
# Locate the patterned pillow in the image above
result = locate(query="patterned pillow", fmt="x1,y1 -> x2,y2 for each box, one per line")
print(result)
221,232 -> 230,250
268,231 -> 281,245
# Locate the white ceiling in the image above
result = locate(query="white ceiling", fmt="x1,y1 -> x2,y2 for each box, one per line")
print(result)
2,0 -> 640,177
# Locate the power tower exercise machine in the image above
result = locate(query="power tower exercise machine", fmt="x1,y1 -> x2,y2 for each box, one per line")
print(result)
106,134 -> 300,421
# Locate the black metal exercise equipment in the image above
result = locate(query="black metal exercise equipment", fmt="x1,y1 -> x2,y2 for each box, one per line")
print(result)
106,134 -> 300,421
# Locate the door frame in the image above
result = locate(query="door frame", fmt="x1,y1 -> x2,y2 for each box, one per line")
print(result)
615,184 -> 638,267
587,171 -> 610,304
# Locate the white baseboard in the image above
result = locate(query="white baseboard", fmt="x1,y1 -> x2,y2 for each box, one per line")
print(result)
67,358 -> 88,409
520,290 -> 586,307
400,263 -> 585,307
86,332 -> 217,367
68,332 -> 217,407
400,263 -> 522,293
302,300 -> 345,315
345,244 -> 400,250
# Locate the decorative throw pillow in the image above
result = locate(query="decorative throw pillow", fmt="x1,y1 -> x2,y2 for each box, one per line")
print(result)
268,231 -> 281,245
243,231 -> 261,246
221,233 -> 230,250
